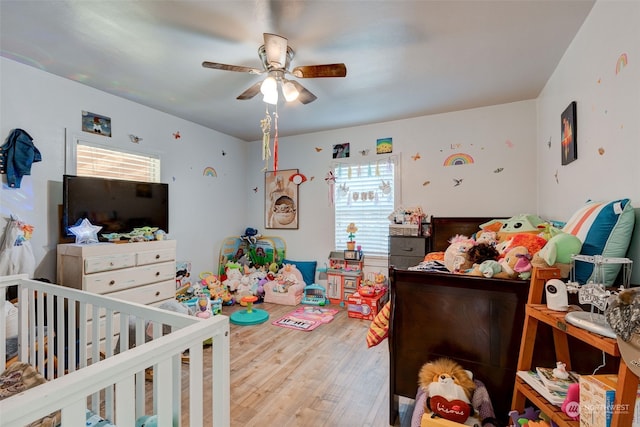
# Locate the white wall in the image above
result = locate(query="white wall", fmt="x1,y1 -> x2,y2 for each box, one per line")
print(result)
0,58 -> 249,281
245,100 -> 538,266
536,0 -> 640,221
3,0 -> 637,283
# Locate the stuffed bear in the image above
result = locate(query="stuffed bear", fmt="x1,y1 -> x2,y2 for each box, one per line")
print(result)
419,358 -> 480,426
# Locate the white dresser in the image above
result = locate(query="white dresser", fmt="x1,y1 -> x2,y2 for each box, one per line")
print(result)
56,240 -> 177,306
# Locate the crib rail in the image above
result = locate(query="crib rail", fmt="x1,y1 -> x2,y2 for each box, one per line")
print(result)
0,274 -> 230,427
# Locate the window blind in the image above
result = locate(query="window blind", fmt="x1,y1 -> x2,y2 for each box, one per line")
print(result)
333,156 -> 399,256
76,142 -> 160,183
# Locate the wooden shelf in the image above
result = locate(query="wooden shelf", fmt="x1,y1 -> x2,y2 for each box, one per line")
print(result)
511,267 -> 638,427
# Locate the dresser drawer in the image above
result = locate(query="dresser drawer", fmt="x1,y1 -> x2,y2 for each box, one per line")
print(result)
389,236 -> 427,256
108,280 -> 176,305
84,253 -> 136,274
84,261 -> 176,294
137,248 -> 175,266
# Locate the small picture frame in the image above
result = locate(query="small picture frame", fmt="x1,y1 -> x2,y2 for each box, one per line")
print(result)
82,111 -> 112,137
561,101 -> 577,165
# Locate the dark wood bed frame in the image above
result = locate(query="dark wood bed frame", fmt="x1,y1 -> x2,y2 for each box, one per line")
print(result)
388,216 -> 530,425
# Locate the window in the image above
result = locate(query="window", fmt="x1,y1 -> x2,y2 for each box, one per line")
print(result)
333,155 -> 400,256
68,138 -> 160,183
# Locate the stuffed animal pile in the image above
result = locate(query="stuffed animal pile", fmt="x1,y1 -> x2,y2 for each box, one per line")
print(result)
440,214 -> 583,279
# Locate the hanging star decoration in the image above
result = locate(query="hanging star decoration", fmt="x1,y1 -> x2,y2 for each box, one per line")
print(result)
173,131 -> 181,139
411,152 -> 421,161
69,218 -> 102,244
453,178 -> 463,187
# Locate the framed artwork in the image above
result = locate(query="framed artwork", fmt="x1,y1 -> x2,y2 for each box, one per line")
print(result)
376,137 -> 392,154
333,143 -> 350,158
561,102 -> 577,165
82,111 -> 111,137
265,169 -> 299,229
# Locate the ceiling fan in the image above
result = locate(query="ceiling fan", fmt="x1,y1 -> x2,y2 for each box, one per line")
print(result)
202,33 -> 347,105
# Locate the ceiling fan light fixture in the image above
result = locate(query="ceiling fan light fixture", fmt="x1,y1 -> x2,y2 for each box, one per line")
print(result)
282,80 -> 299,102
260,76 -> 277,95
263,90 -> 278,105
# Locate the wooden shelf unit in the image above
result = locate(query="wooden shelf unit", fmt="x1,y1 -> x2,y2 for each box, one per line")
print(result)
511,267 -> 639,427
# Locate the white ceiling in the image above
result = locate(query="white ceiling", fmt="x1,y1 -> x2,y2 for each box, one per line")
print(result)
0,0 -> 595,142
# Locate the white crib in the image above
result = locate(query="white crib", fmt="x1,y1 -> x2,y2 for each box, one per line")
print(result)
0,274 -> 230,427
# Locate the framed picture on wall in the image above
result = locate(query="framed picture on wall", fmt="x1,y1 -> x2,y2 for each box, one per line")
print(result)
81,111 -> 112,137
561,101 -> 577,165
265,169 -> 299,229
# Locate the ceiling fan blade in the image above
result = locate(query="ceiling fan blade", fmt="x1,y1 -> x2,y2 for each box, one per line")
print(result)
263,33 -> 289,68
291,64 -> 347,78
202,61 -> 262,74
290,81 -> 317,104
236,81 -> 262,100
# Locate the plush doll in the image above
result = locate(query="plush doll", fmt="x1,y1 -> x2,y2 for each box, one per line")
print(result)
474,230 -> 498,247
514,252 -> 533,280
531,232 -> 582,278
443,235 -> 476,273
481,214 -> 545,243
497,233 -> 548,259
419,358 -> 480,426
222,264 -> 243,292
467,259 -> 503,278
496,246 -> 530,279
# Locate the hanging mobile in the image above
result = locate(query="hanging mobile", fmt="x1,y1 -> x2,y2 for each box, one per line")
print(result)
260,106 -> 272,171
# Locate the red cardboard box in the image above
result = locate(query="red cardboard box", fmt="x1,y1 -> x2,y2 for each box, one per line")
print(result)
347,290 -> 388,320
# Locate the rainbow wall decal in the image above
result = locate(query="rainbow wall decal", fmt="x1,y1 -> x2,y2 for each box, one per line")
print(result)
443,153 -> 474,166
616,53 -> 628,75
203,166 -> 217,177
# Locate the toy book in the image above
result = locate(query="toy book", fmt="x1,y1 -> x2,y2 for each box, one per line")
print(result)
535,366 -> 580,392
516,370 -> 566,406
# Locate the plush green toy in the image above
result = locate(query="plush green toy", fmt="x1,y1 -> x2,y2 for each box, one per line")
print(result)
532,232 -> 582,277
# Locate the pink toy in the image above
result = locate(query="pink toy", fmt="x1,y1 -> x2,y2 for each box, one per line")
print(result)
561,383 -> 580,420
195,296 -> 212,319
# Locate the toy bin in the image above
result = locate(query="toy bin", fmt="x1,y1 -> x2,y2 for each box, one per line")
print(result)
347,289 -> 388,320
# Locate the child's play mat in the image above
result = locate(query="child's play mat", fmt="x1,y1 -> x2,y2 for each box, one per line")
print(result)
272,306 -> 339,332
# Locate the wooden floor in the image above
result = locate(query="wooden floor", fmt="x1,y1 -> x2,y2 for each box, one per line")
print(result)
191,302 -> 417,427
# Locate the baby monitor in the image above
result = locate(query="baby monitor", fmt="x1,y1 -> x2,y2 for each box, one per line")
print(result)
545,279 -> 568,311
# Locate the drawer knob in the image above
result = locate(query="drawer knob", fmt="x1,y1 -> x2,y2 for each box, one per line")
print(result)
403,248 -> 414,252
155,291 -> 160,296
155,271 -> 160,276
155,254 -> 160,259
109,280 -> 115,286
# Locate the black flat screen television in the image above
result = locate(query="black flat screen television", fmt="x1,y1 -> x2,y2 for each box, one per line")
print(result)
62,174 -> 169,238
